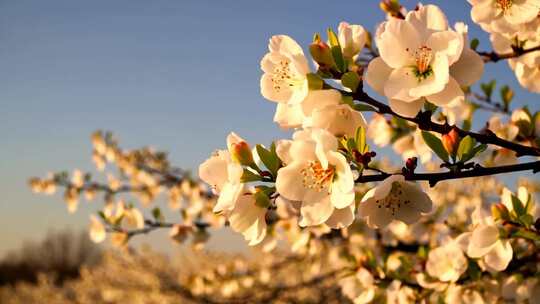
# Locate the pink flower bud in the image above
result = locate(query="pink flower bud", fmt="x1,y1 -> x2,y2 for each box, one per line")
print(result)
231,141 -> 254,166
309,41 -> 335,69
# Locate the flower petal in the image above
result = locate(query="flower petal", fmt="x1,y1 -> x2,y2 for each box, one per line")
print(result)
366,57 -> 392,96
426,76 -> 464,106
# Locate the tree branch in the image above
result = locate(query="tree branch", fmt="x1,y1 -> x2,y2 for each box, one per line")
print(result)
356,160 -> 540,187
353,90 -> 540,157
477,44 -> 540,63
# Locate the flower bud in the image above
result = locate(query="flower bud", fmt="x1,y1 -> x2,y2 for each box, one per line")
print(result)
231,141 -> 254,166
491,203 -> 510,221
406,157 -> 418,171
442,128 -> 460,156
309,41 -> 335,69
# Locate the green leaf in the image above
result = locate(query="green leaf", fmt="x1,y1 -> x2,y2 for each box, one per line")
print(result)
342,95 -> 354,107
241,169 -> 261,183
253,191 -> 271,208
152,207 -> 163,222
462,119 -> 472,131
470,38 -> 479,50
341,71 -> 360,92
256,144 -> 280,177
513,228 -> 540,242
424,101 -> 437,112
500,85 -> 514,106
457,135 -> 475,162
481,80 -> 496,98
307,73 -> 323,90
511,194 -> 526,217
331,45 -> 346,72
327,28 -> 340,47
421,131 -> 449,162
518,214 -> 534,228
346,137 -> 356,153
355,126 -> 366,153
353,103 -> 377,112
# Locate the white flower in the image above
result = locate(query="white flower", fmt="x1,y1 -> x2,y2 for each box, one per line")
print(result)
513,58 -> 540,93
469,0 -> 540,28
501,186 -> 536,217
228,192 -> 267,246
338,22 -> 367,59
198,133 -> 247,213
260,35 -> 309,104
358,175 -> 432,228
487,116 -> 519,165
366,5 -> 464,118
426,241 -> 468,282
457,207 -> 513,272
339,268 -> 376,304
367,114 -> 393,147
307,103 -> 367,137
275,128 -> 356,227
89,214 -> 106,243
445,284 -> 485,304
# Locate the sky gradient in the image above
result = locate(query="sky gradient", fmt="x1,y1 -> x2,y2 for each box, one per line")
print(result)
1,0 -> 538,256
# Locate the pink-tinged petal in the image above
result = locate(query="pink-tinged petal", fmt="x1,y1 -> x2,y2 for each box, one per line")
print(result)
384,68 -> 420,102
268,35 -> 304,56
325,204 -> 355,229
401,182 -> 432,213
289,139 -> 317,163
273,103 -> 304,129
213,182 -> 243,213
389,98 -> 424,118
198,151 -> 229,191
505,0 -> 540,24
406,4 -> 448,32
470,0 -> 497,24
359,198 -> 394,228
467,225 -> 499,258
484,240 -> 513,271
299,195 -> 334,226
365,57 -> 392,95
301,90 -> 341,117
450,48 -> 484,86
377,19 -> 421,69
426,77 -> 464,106
275,161 -> 308,202
426,31 -> 463,66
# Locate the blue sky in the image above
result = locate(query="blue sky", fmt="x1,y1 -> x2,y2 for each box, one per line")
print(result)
1,0 -> 538,255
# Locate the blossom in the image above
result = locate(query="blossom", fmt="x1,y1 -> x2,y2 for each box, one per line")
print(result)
89,214 -> 106,243
468,0 -> 540,29
449,22 -> 485,87
340,268 -> 376,304
367,114 -> 393,147
487,116 -> 519,165
358,175 -> 432,228
275,129 -> 356,227
366,5 -> 464,118
457,207 -> 513,272
260,35 -> 309,104
392,129 -> 432,164
337,22 -> 367,59
199,133 -> 247,213
228,192 -> 267,245
426,241 -> 467,282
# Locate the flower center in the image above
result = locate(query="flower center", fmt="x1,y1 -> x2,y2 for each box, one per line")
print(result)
300,161 -> 335,192
496,0 -> 513,12
413,46 -> 433,80
374,182 -> 411,216
271,59 -> 303,92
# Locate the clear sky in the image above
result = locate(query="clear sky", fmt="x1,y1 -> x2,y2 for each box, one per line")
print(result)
1,0 -> 538,256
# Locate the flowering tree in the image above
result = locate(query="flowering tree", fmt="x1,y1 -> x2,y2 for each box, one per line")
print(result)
29,1 -> 540,303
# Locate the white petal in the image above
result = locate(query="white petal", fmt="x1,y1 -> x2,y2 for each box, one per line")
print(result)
325,204 -> 355,229
214,182 -> 243,213
366,57 -> 392,95
301,89 -> 341,117
484,240 -> 513,271
426,31 -> 463,66
450,48 -> 484,86
470,0 -> 497,24
389,98 -> 424,118
275,162 -> 308,202
274,103 -> 304,129
385,67 -> 421,102
377,19 -> 421,69
198,151 -> 229,191
467,225 -> 499,258
406,4 -> 448,31
299,195 -> 334,226
409,54 -> 450,98
426,77 -> 464,106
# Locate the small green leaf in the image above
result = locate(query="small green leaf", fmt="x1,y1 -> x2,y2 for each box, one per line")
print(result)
355,126 -> 366,153
481,80 -> 496,98
513,228 -> 540,241
353,103 -> 377,112
256,144 -> 280,177
346,137 -> 356,153
331,45 -> 346,72
470,38 -> 479,50
462,119 -> 472,131
327,28 -> 340,47
500,85 -> 514,106
511,195 -> 526,217
457,135 -> 475,162
518,214 -> 534,228
254,191 -> 271,208
424,101 -> 438,112
421,131 -> 449,162
342,95 -> 354,107
341,71 -> 360,92
152,207 -> 163,222
241,169 -> 261,183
